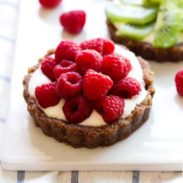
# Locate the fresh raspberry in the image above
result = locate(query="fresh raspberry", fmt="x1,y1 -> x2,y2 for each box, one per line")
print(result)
80,38 -> 103,54
80,38 -> 115,55
63,96 -> 93,123
41,56 -> 57,81
103,39 -> 115,55
83,69 -> 113,100
35,82 -> 60,108
53,60 -> 77,79
39,0 -> 62,9
76,49 -> 103,75
112,77 -> 141,99
55,41 -> 80,63
175,69 -> 183,96
60,10 -> 86,35
57,72 -> 82,98
102,53 -> 131,81
95,95 -> 124,124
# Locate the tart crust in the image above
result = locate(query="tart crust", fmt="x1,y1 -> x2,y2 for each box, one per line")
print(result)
107,20 -> 183,62
23,50 -> 155,148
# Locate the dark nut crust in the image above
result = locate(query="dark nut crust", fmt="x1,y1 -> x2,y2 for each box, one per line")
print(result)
23,52 -> 155,148
107,20 -> 183,62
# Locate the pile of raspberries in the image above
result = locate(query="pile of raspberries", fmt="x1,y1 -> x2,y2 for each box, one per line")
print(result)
35,38 -> 141,124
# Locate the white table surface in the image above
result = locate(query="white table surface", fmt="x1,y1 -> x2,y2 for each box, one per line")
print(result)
0,0 -> 182,182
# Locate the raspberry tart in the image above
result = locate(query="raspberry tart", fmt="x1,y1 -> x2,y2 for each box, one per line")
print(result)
23,38 -> 155,148
106,0 -> 183,62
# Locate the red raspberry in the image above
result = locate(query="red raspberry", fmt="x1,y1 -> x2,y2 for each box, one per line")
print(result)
95,95 -> 124,124
55,41 -> 80,63
35,82 -> 60,108
60,10 -> 86,35
76,49 -> 103,75
39,0 -> 62,9
63,96 -> 93,123
112,77 -> 141,99
80,38 -> 115,55
83,69 -> 113,100
41,56 -> 57,81
53,60 -> 77,79
102,53 -> 131,81
175,69 -> 183,96
57,72 -> 82,98
103,39 -> 115,55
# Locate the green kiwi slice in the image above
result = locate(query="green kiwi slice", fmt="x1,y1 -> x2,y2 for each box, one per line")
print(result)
143,0 -> 162,6
154,26 -> 180,48
120,0 -> 144,6
116,23 -> 155,40
106,3 -> 158,25
120,0 -> 160,6
153,1 -> 183,48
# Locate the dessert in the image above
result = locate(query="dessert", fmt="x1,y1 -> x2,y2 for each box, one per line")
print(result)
106,0 -> 183,62
23,38 -> 155,148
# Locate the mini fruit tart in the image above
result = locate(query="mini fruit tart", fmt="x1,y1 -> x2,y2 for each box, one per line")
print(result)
106,0 -> 183,62
23,38 -> 155,148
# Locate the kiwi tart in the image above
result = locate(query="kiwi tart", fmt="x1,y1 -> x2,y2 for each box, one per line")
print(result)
106,0 -> 183,61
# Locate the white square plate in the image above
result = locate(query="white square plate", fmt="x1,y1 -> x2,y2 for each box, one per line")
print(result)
1,0 -> 183,171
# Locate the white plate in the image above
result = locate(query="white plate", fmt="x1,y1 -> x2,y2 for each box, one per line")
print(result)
1,0 -> 183,171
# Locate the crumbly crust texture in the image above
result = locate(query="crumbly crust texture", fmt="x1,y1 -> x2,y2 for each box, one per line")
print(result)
107,20 -> 183,62
23,51 -> 155,148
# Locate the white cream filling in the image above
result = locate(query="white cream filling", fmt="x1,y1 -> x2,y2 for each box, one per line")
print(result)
42,100 -> 67,121
28,45 -> 147,127
28,68 -> 50,97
